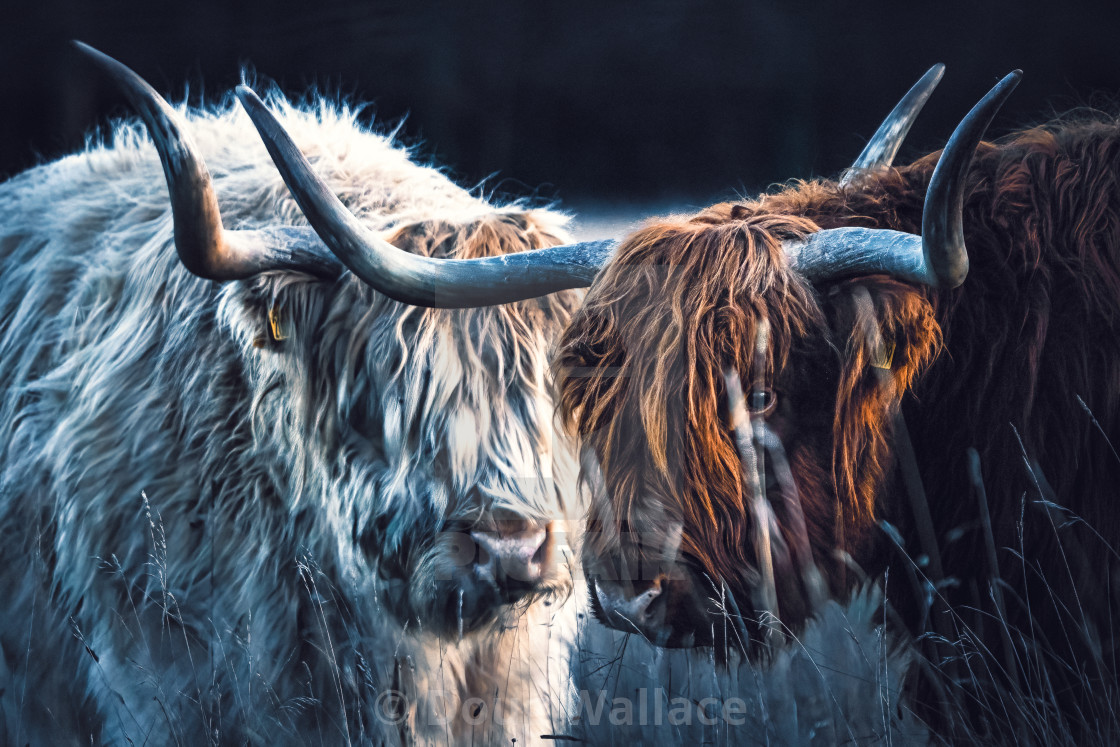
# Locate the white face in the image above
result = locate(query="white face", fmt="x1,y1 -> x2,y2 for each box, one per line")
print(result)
360,304 -> 583,632
223,242 -> 584,635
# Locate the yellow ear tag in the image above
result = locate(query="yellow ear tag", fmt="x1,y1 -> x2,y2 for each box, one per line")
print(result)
871,339 -> 895,370
268,305 -> 288,342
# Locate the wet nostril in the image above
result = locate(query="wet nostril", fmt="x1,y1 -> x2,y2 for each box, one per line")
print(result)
530,539 -> 546,566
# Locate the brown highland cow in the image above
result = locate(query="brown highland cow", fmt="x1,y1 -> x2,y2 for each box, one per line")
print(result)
245,64 -> 1120,732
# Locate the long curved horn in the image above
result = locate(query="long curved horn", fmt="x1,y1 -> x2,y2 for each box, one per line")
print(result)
787,70 -> 1021,288
74,42 -> 341,281
235,85 -> 614,307
920,70 -> 1020,287
840,64 -> 945,187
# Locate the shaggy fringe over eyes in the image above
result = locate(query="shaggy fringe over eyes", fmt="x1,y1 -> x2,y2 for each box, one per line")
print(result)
383,209 -> 582,421
555,204 -> 825,583
555,200 -> 942,586
261,208 -> 583,526
381,210 -> 584,504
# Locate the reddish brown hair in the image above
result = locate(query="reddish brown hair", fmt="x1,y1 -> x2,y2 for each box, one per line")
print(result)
555,199 -> 941,601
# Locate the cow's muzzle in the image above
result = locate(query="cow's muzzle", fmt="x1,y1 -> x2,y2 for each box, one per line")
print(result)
589,569 -> 716,648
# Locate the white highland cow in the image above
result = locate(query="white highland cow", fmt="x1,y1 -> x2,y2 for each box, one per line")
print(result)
0,44 -> 586,745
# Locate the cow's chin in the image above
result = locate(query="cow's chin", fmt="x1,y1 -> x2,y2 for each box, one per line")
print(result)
588,558 -> 808,657
424,571 -> 569,636
400,553 -> 572,638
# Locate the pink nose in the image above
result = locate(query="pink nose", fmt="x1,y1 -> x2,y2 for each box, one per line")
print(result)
470,520 -> 550,591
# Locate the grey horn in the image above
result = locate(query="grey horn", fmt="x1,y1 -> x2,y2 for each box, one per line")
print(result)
236,64 -> 1016,305
235,85 -> 614,307
840,63 -> 945,187
74,41 -> 342,281
787,70 -> 1021,289
920,70 -> 1021,287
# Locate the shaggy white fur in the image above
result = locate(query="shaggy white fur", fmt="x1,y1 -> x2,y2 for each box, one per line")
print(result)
0,91 -> 587,745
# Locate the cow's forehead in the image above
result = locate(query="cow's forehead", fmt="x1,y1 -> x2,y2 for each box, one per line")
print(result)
219,262 -> 579,488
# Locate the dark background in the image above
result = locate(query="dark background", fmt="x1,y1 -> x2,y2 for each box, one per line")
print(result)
3,1 -> 1119,215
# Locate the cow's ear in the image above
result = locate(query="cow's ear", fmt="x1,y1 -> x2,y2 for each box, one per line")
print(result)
822,278 -> 941,536
826,279 -> 941,398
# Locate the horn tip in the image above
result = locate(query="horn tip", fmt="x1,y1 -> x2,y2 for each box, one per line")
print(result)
942,260 -> 969,289
984,70 -> 1023,109
71,40 -> 112,66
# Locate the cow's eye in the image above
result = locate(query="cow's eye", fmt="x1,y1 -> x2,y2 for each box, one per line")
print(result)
748,387 -> 777,417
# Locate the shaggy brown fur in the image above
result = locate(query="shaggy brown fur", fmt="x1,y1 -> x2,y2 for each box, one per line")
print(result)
559,204 -> 941,633
557,114 -> 1120,714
